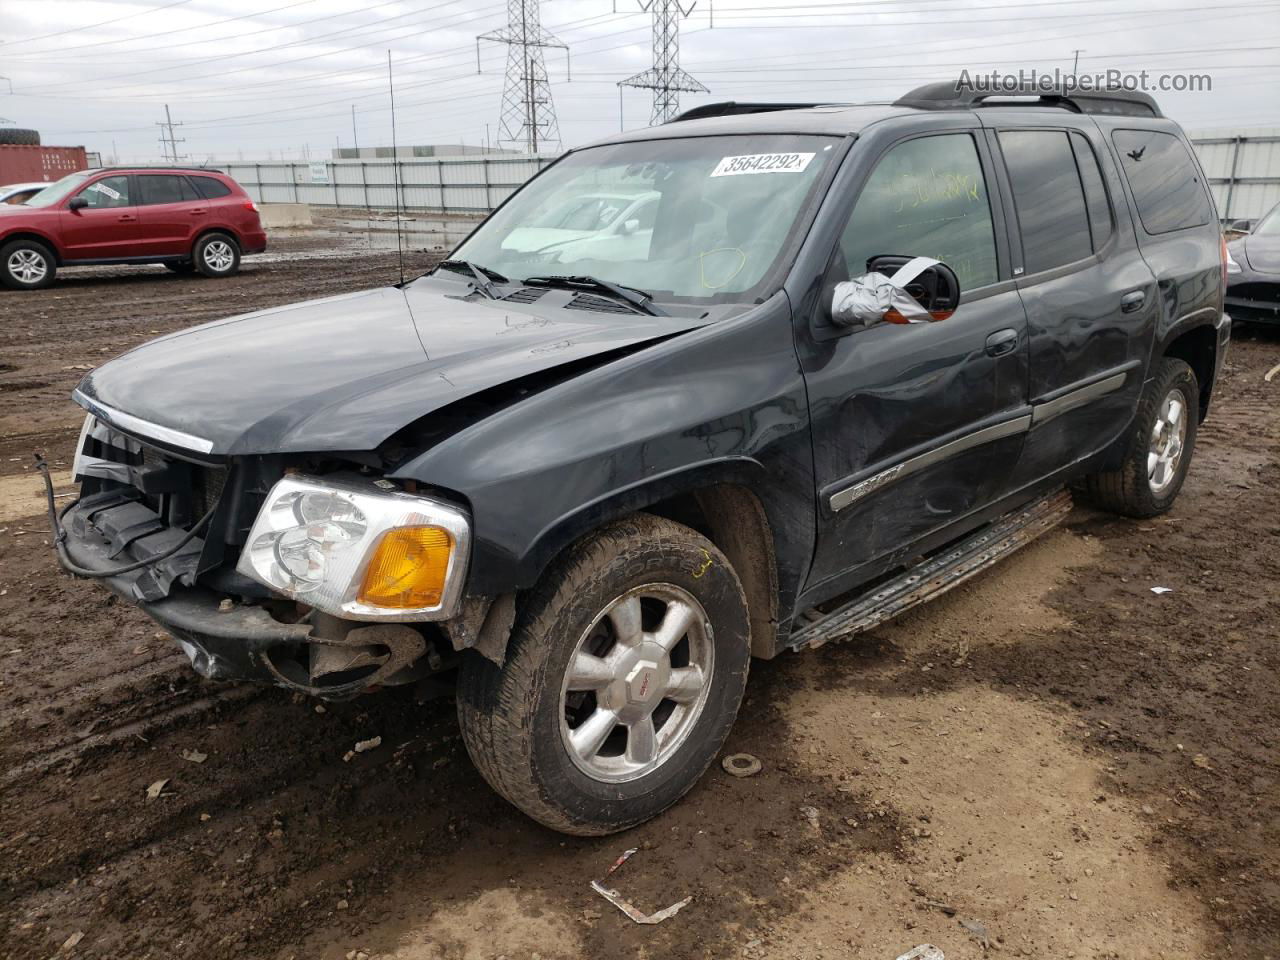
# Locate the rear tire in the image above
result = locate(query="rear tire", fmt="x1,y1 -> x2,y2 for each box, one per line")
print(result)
456,514 -> 751,835
1,238 -> 56,290
193,233 -> 240,278
1079,357 -> 1198,517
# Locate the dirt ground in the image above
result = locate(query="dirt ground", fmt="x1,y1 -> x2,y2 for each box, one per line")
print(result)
0,234 -> 1277,960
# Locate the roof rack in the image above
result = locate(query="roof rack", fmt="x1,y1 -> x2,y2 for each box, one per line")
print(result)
85,164 -> 226,173
894,81 -> 1161,119
667,102 -> 835,123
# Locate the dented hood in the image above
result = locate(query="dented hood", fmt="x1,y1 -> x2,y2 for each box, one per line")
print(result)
75,279 -> 709,456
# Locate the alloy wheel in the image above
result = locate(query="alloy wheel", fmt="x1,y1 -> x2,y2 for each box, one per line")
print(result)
8,249 -> 47,285
559,583 -> 714,783
1148,387 -> 1187,495
203,240 -> 235,272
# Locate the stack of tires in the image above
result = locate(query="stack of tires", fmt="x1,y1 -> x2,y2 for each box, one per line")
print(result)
0,128 -> 41,146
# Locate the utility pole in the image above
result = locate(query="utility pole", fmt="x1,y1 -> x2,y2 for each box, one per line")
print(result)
1071,48 -> 1084,78
351,104 -> 359,153
156,104 -> 186,162
477,0 -> 568,155
619,1 -> 707,126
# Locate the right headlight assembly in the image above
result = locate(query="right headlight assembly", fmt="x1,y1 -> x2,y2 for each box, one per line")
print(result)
236,474 -> 471,621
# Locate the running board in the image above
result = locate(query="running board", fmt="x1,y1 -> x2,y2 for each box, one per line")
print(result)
789,488 -> 1073,652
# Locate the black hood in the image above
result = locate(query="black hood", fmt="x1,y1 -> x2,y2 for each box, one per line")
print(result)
1235,234 -> 1280,275
76,279 -> 711,456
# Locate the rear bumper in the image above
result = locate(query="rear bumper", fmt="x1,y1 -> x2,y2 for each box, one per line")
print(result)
57,497 -> 428,699
242,230 -> 268,255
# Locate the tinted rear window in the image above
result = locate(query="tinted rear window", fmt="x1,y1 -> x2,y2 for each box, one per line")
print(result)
191,176 -> 233,199
1070,132 -> 1114,251
1112,130 -> 1212,234
999,130 -> 1092,273
138,174 -> 197,205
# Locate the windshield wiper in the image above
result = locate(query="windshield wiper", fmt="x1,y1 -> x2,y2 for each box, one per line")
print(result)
436,259 -> 508,299
522,274 -> 667,316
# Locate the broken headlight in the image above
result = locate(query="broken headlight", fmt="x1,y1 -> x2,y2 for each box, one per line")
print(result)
236,474 -> 470,621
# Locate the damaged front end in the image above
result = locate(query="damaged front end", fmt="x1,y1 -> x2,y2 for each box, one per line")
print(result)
51,414 -> 471,700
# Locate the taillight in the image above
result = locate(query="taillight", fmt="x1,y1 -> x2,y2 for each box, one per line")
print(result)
1220,234 -> 1229,286
244,201 -> 259,213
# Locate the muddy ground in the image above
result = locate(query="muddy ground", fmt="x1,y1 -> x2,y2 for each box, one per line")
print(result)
0,234 -> 1277,960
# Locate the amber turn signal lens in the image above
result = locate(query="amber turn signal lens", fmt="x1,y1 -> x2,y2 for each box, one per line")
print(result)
357,526 -> 453,609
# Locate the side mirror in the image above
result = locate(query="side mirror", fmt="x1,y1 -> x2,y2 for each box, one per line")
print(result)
619,218 -> 640,235
68,196 -> 89,211
1228,219 -> 1253,235
831,255 -> 961,328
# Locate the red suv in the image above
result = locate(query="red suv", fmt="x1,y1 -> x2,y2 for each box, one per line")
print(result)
0,166 -> 267,290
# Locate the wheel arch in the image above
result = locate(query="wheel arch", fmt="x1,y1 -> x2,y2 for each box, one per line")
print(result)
1158,321 -> 1217,421
514,460 -> 783,660
192,226 -> 241,253
1,230 -> 63,265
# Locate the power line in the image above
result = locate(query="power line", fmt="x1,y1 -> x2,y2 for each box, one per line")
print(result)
2,0 -> 197,47
619,1 -> 707,125
478,0 -> 567,152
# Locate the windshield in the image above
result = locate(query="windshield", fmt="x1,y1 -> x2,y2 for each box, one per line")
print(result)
450,135 -> 839,302
23,172 -> 90,208
1253,204 -> 1280,237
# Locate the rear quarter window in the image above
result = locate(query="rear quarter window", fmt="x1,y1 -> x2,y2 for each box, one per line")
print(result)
1112,130 -> 1212,235
191,176 -> 233,199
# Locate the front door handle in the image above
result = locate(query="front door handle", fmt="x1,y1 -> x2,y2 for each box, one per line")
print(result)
117,214 -> 137,222
985,328 -> 1019,358
1121,290 -> 1146,313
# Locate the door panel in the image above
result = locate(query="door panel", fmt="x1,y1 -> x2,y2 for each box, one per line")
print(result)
58,175 -> 141,260
801,130 -> 1029,588
135,174 -> 204,256
992,126 -> 1156,486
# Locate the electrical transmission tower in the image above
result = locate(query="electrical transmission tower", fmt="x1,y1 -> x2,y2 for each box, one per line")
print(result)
619,1 -> 708,126
156,104 -> 186,162
477,0 -> 567,154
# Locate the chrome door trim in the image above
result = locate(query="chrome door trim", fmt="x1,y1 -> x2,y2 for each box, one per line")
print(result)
829,415 -> 1032,512
1029,371 -> 1128,427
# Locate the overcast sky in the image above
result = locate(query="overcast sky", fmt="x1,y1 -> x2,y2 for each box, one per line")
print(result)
2,0 -> 1278,163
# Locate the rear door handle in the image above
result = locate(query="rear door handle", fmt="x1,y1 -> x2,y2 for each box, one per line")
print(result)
117,214 -> 137,222
190,207 -> 207,216
1121,290 -> 1146,313
985,328 -> 1020,358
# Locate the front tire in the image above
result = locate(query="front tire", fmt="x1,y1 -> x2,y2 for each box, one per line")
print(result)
1080,357 -> 1198,517
1,239 -> 56,290
193,233 -> 240,277
457,514 -> 751,836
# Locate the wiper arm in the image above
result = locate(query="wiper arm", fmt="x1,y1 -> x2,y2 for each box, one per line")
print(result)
522,274 -> 667,316
436,259 -> 508,299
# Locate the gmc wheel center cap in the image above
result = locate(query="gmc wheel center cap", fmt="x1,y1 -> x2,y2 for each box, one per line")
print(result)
600,644 -> 670,717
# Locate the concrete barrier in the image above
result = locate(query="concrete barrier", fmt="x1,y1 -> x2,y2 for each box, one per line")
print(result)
258,203 -> 312,228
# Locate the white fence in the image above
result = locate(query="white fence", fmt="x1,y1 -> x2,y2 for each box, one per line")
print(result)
227,134 -> 1280,223
1190,128 -> 1280,222
224,154 -> 558,215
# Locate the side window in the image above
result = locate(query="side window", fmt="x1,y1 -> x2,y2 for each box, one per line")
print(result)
191,176 -> 232,199
1070,132 -> 1113,251
76,175 -> 132,209
1112,129 -> 1212,235
999,130 -> 1092,273
839,133 -> 998,291
630,197 -> 658,231
138,174 -> 197,205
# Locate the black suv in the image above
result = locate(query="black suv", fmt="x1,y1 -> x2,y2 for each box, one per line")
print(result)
49,83 -> 1229,836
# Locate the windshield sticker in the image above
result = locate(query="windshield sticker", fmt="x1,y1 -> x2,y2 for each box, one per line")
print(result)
710,152 -> 815,177
88,182 -> 122,200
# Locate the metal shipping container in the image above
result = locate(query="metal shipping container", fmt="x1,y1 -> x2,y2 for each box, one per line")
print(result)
0,145 -> 89,186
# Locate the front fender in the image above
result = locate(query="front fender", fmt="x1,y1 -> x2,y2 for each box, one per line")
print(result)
389,294 -> 817,619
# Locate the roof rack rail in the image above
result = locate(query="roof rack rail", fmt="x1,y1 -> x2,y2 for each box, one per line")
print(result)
85,164 -> 226,173
894,81 -> 1161,119
667,101 -> 834,123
